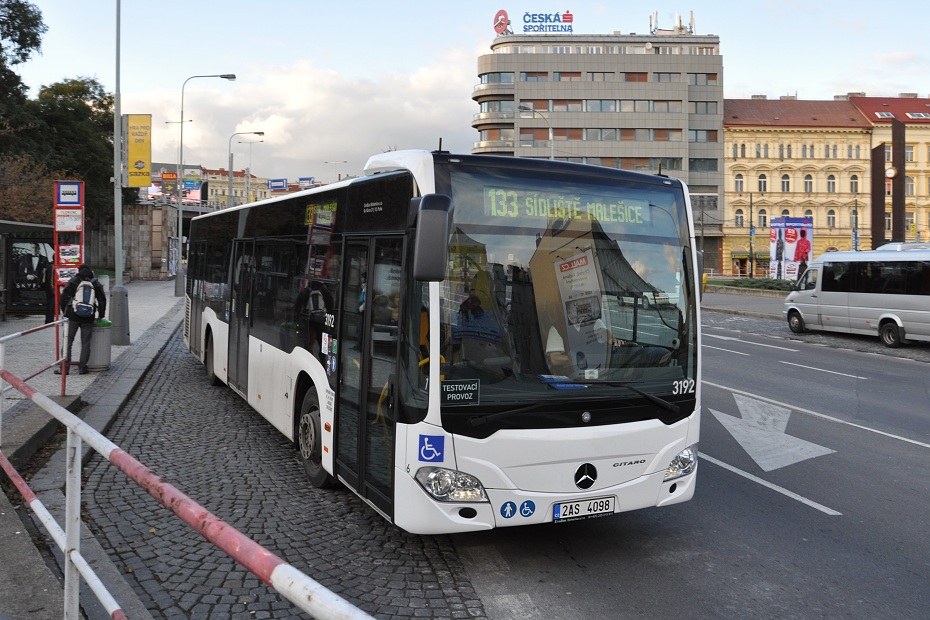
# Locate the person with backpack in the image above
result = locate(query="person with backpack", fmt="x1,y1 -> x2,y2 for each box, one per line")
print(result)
56,264 -> 107,375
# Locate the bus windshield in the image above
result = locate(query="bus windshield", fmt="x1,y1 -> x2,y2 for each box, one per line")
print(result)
431,161 -> 698,418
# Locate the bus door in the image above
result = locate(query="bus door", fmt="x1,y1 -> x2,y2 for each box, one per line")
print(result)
337,236 -> 404,518
187,239 -> 206,356
228,239 -> 255,394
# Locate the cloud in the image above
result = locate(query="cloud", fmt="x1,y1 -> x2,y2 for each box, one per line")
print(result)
125,50 -> 478,183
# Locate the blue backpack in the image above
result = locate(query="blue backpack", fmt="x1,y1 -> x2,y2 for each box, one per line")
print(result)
72,278 -> 97,318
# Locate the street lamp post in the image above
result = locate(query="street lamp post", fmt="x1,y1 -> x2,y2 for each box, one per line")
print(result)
228,131 -> 265,210
518,104 -> 553,160
239,138 -> 263,203
324,160 -> 346,183
175,73 -> 236,296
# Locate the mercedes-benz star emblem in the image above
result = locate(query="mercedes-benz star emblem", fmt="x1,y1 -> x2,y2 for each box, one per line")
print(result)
574,463 -> 597,490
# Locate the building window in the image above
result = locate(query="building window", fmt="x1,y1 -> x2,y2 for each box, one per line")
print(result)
655,72 -> 680,82
804,175 -> 813,193
553,71 -> 581,81
687,73 -> 718,85
553,128 -> 583,141
519,128 -> 548,146
802,144 -> 807,158
755,144 -> 761,158
805,209 -> 814,225
735,174 -> 744,193
732,144 -> 738,159
735,209 -> 744,227
652,100 -> 682,112
906,145 -> 915,162
552,99 -> 582,112
850,175 -> 859,194
688,101 -> 718,114
520,71 -> 548,82
758,209 -> 767,228
758,174 -> 767,193
688,130 -> 717,142
779,144 -> 784,159
740,144 -> 746,158
623,72 -> 648,82
827,210 -> 836,228
480,100 -> 515,113
850,209 -> 858,229
886,178 -> 892,196
786,144 -> 792,158
827,175 -> 836,193
585,99 -> 616,112
587,72 -> 614,81
906,176 -> 915,196
480,128 -> 514,142
689,159 -> 718,172
480,72 -> 514,84
885,211 -> 892,231
781,174 -> 790,192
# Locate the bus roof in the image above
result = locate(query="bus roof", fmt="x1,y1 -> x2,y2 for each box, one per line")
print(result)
813,249 -> 930,263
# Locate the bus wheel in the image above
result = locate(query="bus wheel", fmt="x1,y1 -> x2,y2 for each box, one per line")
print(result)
787,311 -> 805,334
205,337 -> 222,386
297,391 -> 333,488
880,322 -> 903,348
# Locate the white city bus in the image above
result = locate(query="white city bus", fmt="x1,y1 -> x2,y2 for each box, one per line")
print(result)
785,249 -> 930,347
184,151 -> 701,534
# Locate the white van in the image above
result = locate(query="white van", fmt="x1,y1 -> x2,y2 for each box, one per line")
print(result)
784,249 -> 930,347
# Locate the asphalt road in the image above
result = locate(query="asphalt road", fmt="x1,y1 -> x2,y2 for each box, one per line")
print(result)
74,312 -> 930,619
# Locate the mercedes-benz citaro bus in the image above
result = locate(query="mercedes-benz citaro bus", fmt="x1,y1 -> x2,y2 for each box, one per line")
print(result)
184,150 -> 701,534
785,248 -> 930,348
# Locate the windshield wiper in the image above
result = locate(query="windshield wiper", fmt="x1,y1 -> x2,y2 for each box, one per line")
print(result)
466,401 -> 570,428
552,380 -> 680,414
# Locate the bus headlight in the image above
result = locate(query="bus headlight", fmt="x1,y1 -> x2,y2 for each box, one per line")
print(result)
663,445 -> 697,481
415,467 -> 489,502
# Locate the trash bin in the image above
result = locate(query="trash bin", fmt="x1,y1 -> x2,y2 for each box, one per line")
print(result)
88,319 -> 112,370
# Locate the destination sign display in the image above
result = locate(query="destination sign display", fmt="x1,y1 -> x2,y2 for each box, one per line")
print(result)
484,186 -> 650,225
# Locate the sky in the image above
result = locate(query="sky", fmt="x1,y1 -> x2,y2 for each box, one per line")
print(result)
15,1 -> 930,184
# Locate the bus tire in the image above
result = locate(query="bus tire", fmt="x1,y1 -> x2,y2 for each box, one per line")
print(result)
787,311 -> 805,334
297,391 -> 334,488
205,337 -> 222,386
880,322 -> 903,348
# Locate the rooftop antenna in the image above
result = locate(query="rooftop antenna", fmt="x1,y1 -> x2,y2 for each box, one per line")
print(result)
650,10 -> 657,34
689,11 -> 695,34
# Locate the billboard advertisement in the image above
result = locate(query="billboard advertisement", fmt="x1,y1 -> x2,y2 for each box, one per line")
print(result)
769,217 -> 813,281
123,114 -> 152,187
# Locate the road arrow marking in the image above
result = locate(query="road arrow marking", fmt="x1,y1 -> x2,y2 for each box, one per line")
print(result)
710,393 -> 835,472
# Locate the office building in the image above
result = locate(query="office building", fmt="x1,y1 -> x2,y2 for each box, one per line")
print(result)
471,10 -> 724,263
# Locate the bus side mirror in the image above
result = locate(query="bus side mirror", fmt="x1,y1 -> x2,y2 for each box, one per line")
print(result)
696,250 -> 705,300
413,194 -> 453,282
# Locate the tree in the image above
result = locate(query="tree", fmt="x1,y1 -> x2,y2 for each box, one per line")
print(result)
16,77 -> 118,224
0,0 -> 45,130
0,0 -> 46,67
0,153 -> 62,223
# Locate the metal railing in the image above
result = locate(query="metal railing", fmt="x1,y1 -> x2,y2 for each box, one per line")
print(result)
0,324 -> 373,620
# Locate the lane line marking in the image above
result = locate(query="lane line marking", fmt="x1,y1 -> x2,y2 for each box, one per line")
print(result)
703,334 -> 798,351
778,361 -> 868,379
703,381 -> 930,450
699,453 -> 842,516
702,345 -> 750,355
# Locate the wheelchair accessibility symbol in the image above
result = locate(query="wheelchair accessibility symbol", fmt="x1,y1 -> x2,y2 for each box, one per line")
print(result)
418,435 -> 444,462
500,500 -> 536,519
